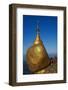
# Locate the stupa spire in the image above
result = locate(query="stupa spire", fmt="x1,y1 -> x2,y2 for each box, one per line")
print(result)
34,22 -> 42,45
36,21 -> 40,36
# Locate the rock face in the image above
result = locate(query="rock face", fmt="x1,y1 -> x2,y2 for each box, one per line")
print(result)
26,23 -> 50,73
35,59 -> 57,74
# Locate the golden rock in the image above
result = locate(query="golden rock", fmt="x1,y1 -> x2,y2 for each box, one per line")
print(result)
26,23 -> 50,73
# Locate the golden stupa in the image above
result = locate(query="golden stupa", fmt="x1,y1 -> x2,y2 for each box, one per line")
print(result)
26,23 -> 50,73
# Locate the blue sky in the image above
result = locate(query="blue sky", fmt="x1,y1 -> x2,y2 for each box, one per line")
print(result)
23,15 -> 57,55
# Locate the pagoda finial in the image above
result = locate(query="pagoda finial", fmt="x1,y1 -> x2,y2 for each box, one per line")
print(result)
36,21 -> 40,36
34,21 -> 42,45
